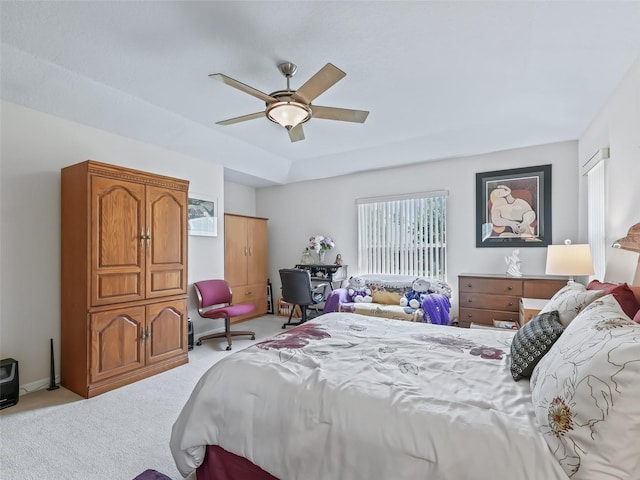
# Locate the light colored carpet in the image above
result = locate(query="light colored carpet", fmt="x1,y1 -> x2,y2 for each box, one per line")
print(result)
0,315 -> 285,480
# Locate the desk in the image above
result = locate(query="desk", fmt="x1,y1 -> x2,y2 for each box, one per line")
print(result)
295,264 -> 348,289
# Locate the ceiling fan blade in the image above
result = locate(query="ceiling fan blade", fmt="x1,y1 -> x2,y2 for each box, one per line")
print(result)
216,111 -> 265,126
291,63 -> 346,104
288,124 -> 305,142
311,105 -> 369,123
209,73 -> 277,103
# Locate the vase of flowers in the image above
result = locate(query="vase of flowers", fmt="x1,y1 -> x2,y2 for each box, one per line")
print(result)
309,235 -> 334,264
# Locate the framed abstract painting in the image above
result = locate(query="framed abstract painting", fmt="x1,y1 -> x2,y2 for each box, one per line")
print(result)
476,164 -> 552,248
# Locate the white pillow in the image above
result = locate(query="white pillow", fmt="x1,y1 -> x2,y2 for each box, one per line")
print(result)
539,282 -> 605,327
530,295 -> 640,479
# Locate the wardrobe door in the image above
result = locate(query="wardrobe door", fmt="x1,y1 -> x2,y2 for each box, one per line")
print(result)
90,306 -> 145,383
225,214 -> 249,287
146,186 -> 188,299
146,299 -> 188,365
247,217 -> 268,285
90,176 -> 146,306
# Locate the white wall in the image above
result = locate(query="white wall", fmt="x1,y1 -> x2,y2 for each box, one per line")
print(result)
0,101 -> 225,390
578,56 -> 640,246
224,182 -> 257,217
256,141 -> 580,315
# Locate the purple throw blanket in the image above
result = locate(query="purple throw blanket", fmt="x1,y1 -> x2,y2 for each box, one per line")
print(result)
323,288 -> 351,313
422,293 -> 451,325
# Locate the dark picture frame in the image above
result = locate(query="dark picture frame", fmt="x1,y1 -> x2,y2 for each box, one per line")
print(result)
475,164 -> 552,248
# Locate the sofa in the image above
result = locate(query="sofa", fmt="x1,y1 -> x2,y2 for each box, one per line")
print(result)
323,274 -> 452,324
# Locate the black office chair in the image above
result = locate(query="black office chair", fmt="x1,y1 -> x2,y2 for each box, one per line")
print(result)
279,268 -> 328,329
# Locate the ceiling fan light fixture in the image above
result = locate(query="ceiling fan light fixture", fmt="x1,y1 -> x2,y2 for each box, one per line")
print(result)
266,101 -> 311,129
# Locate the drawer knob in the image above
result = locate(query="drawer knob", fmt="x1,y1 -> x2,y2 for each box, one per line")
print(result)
507,286 -> 513,291
467,314 -> 473,318
467,283 -> 472,288
468,299 -> 473,303
508,302 -> 513,306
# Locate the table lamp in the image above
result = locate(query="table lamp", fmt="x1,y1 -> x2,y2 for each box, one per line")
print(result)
545,240 -> 594,284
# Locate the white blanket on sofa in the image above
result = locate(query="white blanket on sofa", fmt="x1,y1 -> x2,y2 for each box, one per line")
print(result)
171,312 -> 568,480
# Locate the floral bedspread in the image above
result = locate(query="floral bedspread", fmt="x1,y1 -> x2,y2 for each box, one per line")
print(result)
171,312 -> 568,480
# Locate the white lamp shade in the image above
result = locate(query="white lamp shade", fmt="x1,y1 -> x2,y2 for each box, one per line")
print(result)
267,103 -> 310,128
604,247 -> 640,284
545,243 -> 595,277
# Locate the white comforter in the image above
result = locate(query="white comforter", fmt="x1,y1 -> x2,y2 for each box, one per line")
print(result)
171,312 -> 569,480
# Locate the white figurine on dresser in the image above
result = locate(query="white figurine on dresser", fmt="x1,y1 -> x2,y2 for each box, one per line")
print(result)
505,249 -> 523,277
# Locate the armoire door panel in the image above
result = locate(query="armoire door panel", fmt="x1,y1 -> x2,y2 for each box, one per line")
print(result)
146,300 -> 187,364
147,186 -> 187,298
149,270 -> 183,293
91,176 -> 145,306
90,306 -> 145,383
247,218 -> 268,285
97,272 -> 142,300
225,214 -> 248,287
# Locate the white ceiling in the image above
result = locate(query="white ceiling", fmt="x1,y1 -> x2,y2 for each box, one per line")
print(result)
2,1 -> 640,187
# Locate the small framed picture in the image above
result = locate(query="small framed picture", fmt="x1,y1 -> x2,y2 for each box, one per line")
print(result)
188,194 -> 217,237
476,164 -> 552,248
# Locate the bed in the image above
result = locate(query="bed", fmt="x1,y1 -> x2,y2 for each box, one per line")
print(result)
171,228 -> 640,480
172,313 -> 569,479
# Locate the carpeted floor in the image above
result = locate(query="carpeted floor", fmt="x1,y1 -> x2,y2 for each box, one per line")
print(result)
0,315 -> 284,480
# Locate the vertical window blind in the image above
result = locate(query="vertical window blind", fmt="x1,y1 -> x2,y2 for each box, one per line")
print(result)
357,191 -> 448,279
583,148 -> 608,281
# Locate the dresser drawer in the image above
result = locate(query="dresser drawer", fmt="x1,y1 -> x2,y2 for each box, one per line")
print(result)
230,282 -> 267,322
523,279 -> 566,299
459,292 -> 520,312
231,282 -> 266,300
459,307 -> 520,327
459,277 -> 523,296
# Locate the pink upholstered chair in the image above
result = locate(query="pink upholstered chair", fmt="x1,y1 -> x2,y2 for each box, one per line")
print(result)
193,280 -> 256,351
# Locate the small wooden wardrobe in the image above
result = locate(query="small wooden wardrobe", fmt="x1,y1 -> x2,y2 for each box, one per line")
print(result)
224,213 -> 268,322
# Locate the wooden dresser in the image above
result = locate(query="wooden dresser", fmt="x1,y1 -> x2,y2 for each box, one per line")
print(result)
458,274 -> 567,328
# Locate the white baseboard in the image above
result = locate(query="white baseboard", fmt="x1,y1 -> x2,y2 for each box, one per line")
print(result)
19,375 -> 61,397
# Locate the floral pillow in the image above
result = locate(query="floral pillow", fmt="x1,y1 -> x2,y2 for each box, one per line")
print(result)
510,310 -> 564,381
538,282 -> 605,327
530,295 -> 640,479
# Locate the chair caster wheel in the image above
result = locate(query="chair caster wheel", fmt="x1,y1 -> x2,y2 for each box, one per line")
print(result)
226,345 -> 232,351
196,340 -> 202,346
282,324 -> 286,329
251,335 -> 256,340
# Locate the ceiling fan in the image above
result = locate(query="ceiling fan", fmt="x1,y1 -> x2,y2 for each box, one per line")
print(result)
209,62 -> 369,143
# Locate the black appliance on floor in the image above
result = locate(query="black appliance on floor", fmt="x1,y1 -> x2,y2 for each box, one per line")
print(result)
187,320 -> 194,351
0,358 -> 19,409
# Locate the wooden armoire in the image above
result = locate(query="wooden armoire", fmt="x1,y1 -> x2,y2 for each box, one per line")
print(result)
61,160 -> 189,398
224,214 -> 268,322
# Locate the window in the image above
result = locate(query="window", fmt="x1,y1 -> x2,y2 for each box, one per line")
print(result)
357,191 -> 448,279
582,148 -> 608,280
